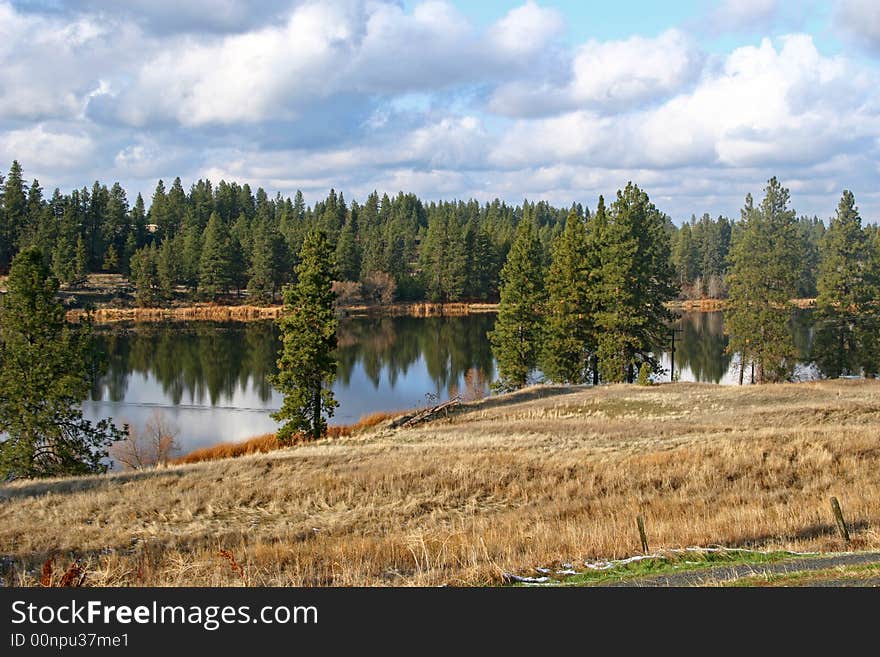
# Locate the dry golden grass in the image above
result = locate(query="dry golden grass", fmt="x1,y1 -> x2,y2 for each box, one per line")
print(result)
173,412 -> 398,465
1,380 -> 878,587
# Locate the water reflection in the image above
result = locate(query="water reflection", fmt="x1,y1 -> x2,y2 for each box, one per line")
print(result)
671,312 -> 731,383
86,316 -> 497,452
85,311 -> 822,454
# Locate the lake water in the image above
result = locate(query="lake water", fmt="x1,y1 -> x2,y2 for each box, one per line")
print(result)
84,311 -> 816,455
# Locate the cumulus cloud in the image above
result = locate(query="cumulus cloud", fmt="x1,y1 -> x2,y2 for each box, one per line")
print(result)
835,0 -> 880,52
707,0 -> 780,32
98,0 -> 565,128
0,1 -> 879,221
0,124 -> 94,171
0,2 -> 140,121
16,0 -> 295,34
489,29 -> 703,117
492,35 -> 879,172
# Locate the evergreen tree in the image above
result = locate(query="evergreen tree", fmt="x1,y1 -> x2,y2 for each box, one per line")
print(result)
156,237 -> 179,302
335,214 -> 362,281
103,182 -> 129,270
726,179 -> 801,383
74,234 -> 89,287
271,230 -> 338,442
672,222 -> 699,289
463,218 -> 496,300
130,245 -> 159,307
488,218 -> 546,389
149,179 -> 170,239
180,222 -> 203,292
796,215 -> 825,298
0,248 -> 124,479
541,208 -> 594,383
813,191 -> 879,377
1,161 -> 26,272
102,244 -> 119,273
592,185 -> 677,382
247,219 -> 284,304
51,235 -> 76,285
198,213 -> 232,300
421,208 -> 466,302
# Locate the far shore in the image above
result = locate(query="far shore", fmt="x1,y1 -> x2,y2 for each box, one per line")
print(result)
66,301 -> 501,323
65,297 -> 817,324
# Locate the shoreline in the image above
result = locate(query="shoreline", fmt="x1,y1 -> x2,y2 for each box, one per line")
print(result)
66,297 -> 817,324
66,301 -> 501,323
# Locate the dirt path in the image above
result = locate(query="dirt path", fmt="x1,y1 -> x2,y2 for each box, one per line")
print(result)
603,552 -> 880,587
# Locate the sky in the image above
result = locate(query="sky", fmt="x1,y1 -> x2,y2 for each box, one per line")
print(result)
1,0 -> 880,222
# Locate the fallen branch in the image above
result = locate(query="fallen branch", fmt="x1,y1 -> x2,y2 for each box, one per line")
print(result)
390,397 -> 461,429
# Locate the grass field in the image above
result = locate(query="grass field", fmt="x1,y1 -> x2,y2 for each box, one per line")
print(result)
1,379 -> 879,586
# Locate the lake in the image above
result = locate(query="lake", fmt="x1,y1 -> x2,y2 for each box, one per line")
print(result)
84,311 -> 816,455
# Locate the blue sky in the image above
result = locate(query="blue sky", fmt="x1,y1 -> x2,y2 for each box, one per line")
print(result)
2,0 -> 879,222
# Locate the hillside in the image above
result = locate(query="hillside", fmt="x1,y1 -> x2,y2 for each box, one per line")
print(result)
2,380 -> 879,586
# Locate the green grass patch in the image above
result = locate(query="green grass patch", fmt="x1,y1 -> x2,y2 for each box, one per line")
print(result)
725,562 -> 880,587
510,549 -> 811,587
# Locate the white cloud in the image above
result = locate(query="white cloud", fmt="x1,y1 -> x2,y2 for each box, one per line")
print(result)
492,35 -> 879,172
0,125 -> 94,171
0,2 -> 879,222
707,0 -> 780,32
106,0 -> 567,127
489,1 -> 565,57
836,0 -> 880,52
489,29 -> 703,117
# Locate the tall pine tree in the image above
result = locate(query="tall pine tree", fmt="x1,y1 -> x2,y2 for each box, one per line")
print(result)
0,248 -> 124,479
592,185 -> 676,383
271,230 -> 338,442
541,208 -> 594,383
813,190 -> 879,377
726,178 -> 801,383
489,218 -> 546,389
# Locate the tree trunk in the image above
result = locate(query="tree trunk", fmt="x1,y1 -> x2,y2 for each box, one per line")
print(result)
312,390 -> 321,441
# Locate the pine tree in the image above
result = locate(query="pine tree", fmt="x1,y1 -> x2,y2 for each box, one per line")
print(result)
813,191 -> 878,377
130,245 -> 159,307
102,244 -> 119,273
335,214 -> 361,281
74,234 -> 89,287
156,237 -> 179,302
247,219 -> 280,305
1,161 -> 26,272
541,208 -> 594,383
271,230 -> 338,442
149,179 -> 170,240
0,248 -> 125,479
592,185 -> 677,382
463,218 -> 496,300
796,215 -> 825,298
726,178 -> 801,383
421,208 -> 466,302
198,213 -> 232,300
488,218 -> 546,389
180,222 -> 203,292
672,222 -> 699,290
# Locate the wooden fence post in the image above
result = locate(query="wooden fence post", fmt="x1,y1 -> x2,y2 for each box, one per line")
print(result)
830,497 -> 850,543
637,515 -> 649,554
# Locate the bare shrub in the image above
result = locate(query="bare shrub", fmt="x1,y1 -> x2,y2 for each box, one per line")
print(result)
362,271 -> 397,305
110,411 -> 180,469
705,274 -> 727,299
332,280 -> 363,307
450,368 -> 488,402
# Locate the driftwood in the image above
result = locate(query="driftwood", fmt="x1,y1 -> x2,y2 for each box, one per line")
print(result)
390,397 -> 462,429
